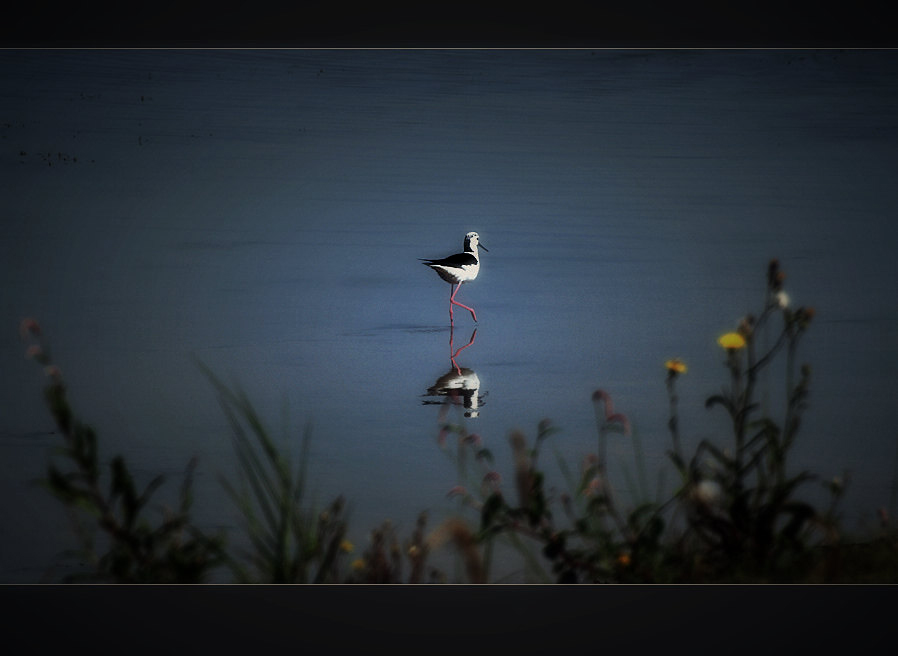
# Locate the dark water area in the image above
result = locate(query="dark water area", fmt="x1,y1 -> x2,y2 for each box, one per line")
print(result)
2,49 -> 897,582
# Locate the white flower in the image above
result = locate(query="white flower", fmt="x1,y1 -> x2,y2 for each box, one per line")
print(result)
775,290 -> 790,309
693,480 -> 723,507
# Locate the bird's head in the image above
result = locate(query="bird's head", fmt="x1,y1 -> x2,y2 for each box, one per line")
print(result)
465,231 -> 487,252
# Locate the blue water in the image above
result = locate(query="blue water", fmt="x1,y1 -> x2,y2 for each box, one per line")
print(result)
2,49 -> 897,582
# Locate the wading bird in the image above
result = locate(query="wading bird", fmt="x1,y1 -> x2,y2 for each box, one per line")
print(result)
420,231 -> 487,323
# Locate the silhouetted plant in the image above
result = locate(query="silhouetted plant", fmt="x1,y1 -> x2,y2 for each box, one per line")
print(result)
346,512 -> 453,583
199,363 -> 352,583
435,261 -> 860,582
664,259 -> 843,581
440,407 -> 665,583
19,260 -> 897,582
21,320 -> 226,583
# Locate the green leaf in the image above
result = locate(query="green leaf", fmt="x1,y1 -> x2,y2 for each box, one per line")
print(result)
138,474 -> 166,513
667,449 -> 686,474
111,456 -> 138,527
695,439 -> 733,470
475,448 -> 494,465
705,394 -> 732,412
44,383 -> 72,435
46,465 -> 81,503
480,492 -> 505,531
542,532 -> 566,560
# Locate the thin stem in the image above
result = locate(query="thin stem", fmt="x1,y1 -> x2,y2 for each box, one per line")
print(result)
666,373 -> 683,467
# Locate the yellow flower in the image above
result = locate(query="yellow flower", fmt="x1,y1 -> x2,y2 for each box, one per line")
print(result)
351,558 -> 366,572
717,332 -> 746,350
339,539 -> 354,553
665,358 -> 687,374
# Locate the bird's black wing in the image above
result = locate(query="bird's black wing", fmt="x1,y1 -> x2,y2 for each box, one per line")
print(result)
419,252 -> 477,267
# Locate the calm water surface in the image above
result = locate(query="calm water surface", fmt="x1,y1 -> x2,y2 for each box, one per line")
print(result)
2,49 -> 897,582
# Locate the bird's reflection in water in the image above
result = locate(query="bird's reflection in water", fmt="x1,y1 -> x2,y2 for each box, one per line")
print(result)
422,327 -> 485,420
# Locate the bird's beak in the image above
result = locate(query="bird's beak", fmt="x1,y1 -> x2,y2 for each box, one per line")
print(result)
480,244 -> 488,252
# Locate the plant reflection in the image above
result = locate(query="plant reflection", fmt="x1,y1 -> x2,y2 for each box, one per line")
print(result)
422,327 -> 485,419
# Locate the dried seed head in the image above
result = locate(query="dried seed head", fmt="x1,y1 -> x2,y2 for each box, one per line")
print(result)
19,318 -> 41,339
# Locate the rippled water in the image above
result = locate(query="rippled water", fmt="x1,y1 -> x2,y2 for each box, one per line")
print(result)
2,49 -> 897,582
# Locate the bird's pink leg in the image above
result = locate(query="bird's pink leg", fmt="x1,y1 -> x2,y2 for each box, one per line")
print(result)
448,284 -> 455,323
448,327 -> 477,374
448,325 -> 460,375
451,327 -> 477,359
449,283 -> 477,322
